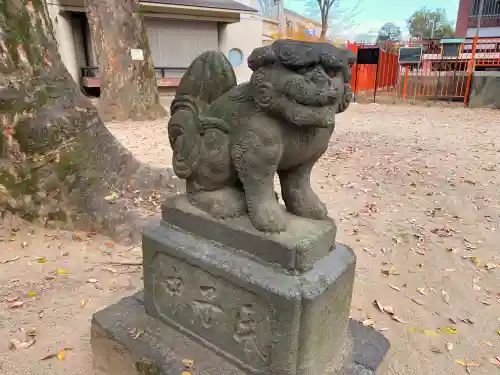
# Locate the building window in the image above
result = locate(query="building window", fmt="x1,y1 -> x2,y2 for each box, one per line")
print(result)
228,48 -> 244,67
471,0 -> 500,16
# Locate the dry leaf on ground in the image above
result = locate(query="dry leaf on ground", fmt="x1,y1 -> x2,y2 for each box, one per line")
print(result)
40,347 -> 74,361
362,318 -> 375,327
440,327 -> 458,334
417,287 -> 427,296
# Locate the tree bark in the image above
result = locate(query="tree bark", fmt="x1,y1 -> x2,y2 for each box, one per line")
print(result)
320,22 -> 328,40
320,11 -> 328,40
0,0 -> 174,243
86,0 -> 166,121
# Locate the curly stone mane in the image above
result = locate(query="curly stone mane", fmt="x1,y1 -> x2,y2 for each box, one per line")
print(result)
248,40 -> 356,124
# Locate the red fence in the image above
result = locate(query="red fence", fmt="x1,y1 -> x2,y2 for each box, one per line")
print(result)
347,42 -> 399,92
347,37 -> 500,104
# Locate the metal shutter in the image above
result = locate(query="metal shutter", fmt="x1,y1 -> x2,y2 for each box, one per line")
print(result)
144,18 -> 219,68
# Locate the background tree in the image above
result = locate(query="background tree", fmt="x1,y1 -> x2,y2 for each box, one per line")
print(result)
296,0 -> 362,40
376,22 -> 402,43
0,0 -> 174,242
86,0 -> 166,122
407,7 -> 455,39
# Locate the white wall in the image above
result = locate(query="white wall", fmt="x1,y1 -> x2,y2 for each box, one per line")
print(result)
219,13 -> 263,83
466,26 -> 500,37
46,2 -> 81,86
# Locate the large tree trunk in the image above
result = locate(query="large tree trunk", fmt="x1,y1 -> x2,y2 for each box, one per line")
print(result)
86,0 -> 166,121
0,0 -> 175,243
320,15 -> 328,40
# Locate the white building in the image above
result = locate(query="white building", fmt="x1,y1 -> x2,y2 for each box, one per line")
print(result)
46,0 -> 265,95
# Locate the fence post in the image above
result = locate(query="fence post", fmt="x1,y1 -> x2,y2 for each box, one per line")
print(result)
402,65 -> 409,100
463,36 -> 478,105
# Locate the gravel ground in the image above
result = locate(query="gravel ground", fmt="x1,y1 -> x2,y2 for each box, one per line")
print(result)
1,102 -> 500,375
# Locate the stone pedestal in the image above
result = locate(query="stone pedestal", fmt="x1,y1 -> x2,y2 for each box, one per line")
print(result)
91,195 -> 390,375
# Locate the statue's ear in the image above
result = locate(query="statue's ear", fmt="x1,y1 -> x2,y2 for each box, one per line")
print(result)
248,45 -> 277,71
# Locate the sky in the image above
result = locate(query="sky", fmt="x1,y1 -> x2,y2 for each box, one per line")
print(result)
286,0 -> 460,40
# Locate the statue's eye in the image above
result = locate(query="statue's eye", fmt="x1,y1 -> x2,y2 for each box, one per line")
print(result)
326,68 -> 339,78
169,125 -> 184,144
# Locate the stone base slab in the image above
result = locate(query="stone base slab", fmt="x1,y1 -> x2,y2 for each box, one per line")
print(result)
161,195 -> 337,271
91,292 -> 390,375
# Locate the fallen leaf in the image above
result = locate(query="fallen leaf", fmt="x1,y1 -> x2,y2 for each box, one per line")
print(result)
417,287 -> 427,296
133,329 -> 144,340
388,284 -> 401,291
40,348 -> 74,361
181,372 -> 192,375
72,232 -> 84,241
182,359 -> 194,368
455,359 -> 480,371
362,318 -> 375,327
40,353 -> 58,361
407,327 -> 419,334
104,241 -> 114,248
9,338 -> 36,350
440,327 -> 458,334
105,192 -> 119,202
58,348 -> 66,360
496,329 -> 500,335
390,315 -> 405,323
0,256 -> 20,264
9,328 -> 37,350
373,300 -> 384,311
470,256 -> 482,265
442,290 -> 450,304
23,327 -> 36,337
56,269 -> 68,275
37,258 -> 47,264
411,298 -> 424,305
383,306 -> 395,315
9,301 -> 24,308
27,291 -> 37,297
80,299 -> 89,308
446,342 -> 453,352
423,330 -> 440,337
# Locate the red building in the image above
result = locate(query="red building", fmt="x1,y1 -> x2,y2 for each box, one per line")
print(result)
456,0 -> 500,37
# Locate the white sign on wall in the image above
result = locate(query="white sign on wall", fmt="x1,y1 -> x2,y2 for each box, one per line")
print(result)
130,48 -> 144,61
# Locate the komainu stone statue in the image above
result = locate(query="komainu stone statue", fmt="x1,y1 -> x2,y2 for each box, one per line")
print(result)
92,42 -> 390,375
168,40 -> 355,232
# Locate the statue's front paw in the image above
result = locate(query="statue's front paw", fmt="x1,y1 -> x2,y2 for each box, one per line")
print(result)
284,191 -> 328,220
250,201 -> 287,233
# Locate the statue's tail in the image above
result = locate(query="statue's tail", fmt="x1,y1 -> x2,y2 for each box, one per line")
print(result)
168,51 -> 236,179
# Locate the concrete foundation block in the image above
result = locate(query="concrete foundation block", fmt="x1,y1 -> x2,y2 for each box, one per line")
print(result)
91,293 -> 390,375
141,221 -> 355,375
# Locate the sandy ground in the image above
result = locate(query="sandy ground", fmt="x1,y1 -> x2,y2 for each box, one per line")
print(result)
1,102 -> 500,375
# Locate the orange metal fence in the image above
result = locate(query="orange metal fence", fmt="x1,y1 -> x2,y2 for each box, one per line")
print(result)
348,36 -> 500,104
347,42 -> 399,93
